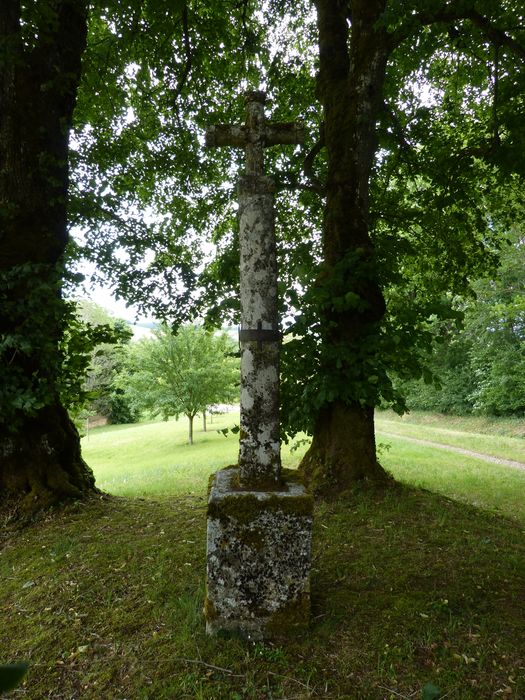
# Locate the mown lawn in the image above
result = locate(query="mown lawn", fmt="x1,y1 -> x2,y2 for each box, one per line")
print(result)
80,411 -> 306,498
1,412 -> 524,699
376,410 -> 525,464
377,436 -> 525,523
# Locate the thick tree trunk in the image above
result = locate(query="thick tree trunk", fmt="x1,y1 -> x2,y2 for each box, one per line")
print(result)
0,1 -> 95,514
300,402 -> 386,491
300,0 -> 391,495
203,411 -> 207,432
188,414 -> 194,444
0,404 -> 95,512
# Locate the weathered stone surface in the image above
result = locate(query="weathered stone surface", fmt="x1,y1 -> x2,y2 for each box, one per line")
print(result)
205,468 -> 313,640
204,92 -> 312,640
238,174 -> 280,487
205,91 -> 304,491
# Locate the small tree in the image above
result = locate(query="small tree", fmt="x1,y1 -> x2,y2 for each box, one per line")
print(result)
120,325 -> 238,444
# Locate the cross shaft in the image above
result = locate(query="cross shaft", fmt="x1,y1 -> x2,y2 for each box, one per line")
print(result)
206,91 -> 303,488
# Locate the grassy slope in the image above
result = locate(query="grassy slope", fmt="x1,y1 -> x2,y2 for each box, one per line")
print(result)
376,410 -> 525,464
381,436 -> 525,522
1,413 -> 524,699
81,411 -> 305,498
377,409 -> 525,438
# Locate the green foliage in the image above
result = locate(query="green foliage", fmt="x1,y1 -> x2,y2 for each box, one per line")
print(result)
398,329 -> 477,415
65,1 -> 525,439
118,325 -> 238,440
4,0 -> 525,448
74,301 -> 139,424
0,0 -> 522,467
0,264 -> 115,429
467,232 -> 525,415
0,664 -> 28,693
400,225 -> 525,417
71,0 -> 263,321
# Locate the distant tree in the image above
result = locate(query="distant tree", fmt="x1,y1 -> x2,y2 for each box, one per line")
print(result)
401,226 -> 525,417
75,301 -> 138,425
120,325 -> 238,444
466,228 -> 525,416
396,319 -> 477,415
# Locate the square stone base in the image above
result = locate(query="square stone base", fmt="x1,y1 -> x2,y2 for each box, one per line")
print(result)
205,468 -> 313,640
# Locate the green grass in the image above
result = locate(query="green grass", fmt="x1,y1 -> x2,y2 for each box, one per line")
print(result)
82,411 -> 305,498
1,412 -> 525,699
83,411 -> 525,525
2,490 -> 524,699
376,410 -> 525,464
378,435 -> 525,523
377,408 -> 525,439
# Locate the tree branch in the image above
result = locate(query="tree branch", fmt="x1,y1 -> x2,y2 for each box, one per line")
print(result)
469,9 -> 525,61
390,3 -> 525,60
275,174 -> 325,195
171,3 -> 193,105
491,42 -> 501,146
302,126 -> 327,195
382,103 -> 413,154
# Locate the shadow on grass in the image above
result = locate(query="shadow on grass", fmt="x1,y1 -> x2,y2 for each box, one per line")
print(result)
1,483 -> 524,699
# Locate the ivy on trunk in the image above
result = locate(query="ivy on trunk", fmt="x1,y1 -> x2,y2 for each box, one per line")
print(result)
298,0 -> 391,494
0,0 -> 96,514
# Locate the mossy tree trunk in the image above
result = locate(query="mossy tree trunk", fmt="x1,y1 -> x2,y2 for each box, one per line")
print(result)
299,0 -> 391,495
0,0 -> 96,513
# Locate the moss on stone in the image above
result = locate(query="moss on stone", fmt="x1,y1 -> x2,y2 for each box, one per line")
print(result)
203,595 -> 218,622
206,468 -> 313,640
207,473 -> 215,496
239,475 -> 283,491
208,470 -> 313,525
265,593 -> 310,638
281,468 -> 308,486
208,465 -> 239,496
207,487 -> 313,525
241,526 -> 266,550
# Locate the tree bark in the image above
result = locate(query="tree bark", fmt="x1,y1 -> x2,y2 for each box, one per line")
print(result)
1,404 -> 96,511
203,411 -> 207,432
0,1 -> 95,514
299,0 -> 391,495
188,414 -> 194,444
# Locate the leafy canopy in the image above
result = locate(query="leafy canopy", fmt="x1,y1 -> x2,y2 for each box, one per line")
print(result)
68,1 -> 525,436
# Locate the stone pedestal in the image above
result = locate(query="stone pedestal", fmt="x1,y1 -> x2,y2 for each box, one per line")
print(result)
205,468 -> 313,640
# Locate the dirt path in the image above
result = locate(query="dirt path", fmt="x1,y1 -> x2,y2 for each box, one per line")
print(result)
378,430 -> 525,473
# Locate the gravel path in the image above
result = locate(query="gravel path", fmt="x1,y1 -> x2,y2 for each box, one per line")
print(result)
378,431 -> 525,473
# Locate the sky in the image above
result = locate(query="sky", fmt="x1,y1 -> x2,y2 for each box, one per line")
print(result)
84,282 -> 144,323
71,260 -> 156,338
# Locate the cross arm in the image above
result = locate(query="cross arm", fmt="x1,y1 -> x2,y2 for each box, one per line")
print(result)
265,122 -> 305,147
205,125 -> 247,148
205,123 -> 305,149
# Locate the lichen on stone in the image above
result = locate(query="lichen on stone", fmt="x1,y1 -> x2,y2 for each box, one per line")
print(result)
205,468 -> 313,640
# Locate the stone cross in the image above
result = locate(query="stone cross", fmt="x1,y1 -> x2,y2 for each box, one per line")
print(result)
206,91 -> 304,489
204,93 -> 312,640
